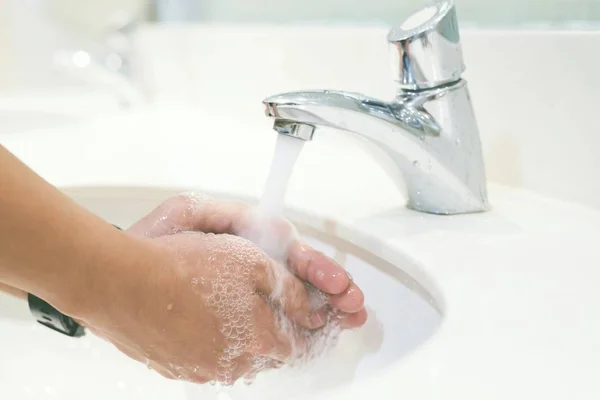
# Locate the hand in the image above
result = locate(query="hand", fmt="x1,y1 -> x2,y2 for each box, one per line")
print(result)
79,231 -> 326,385
78,193 -> 366,385
127,193 -> 367,329
0,144 -> 362,385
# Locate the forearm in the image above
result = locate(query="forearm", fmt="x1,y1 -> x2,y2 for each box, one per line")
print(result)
0,282 -> 26,300
0,145 -> 137,315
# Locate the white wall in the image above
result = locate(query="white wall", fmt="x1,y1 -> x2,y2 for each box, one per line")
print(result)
1,0 -> 598,91
198,0 -> 600,26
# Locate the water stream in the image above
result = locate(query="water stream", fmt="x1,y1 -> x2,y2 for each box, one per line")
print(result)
258,134 -> 306,216
186,133 -> 390,400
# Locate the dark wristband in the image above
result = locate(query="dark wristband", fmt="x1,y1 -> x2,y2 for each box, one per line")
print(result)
27,224 -> 123,338
27,293 -> 85,337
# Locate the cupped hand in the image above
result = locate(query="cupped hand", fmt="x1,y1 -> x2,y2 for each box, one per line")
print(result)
127,193 -> 367,329
80,231 -> 325,385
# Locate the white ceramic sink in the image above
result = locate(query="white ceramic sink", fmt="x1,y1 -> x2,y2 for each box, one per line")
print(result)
0,186 -> 442,400
2,100 -> 600,399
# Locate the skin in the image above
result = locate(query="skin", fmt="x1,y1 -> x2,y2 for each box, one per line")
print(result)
0,145 -> 366,384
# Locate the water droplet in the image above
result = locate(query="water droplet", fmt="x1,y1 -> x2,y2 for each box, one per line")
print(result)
455,138 -> 461,145
166,303 -> 173,311
412,160 -> 420,168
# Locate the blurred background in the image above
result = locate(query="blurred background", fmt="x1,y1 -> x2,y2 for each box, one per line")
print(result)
0,0 -> 598,113
1,0 -> 598,92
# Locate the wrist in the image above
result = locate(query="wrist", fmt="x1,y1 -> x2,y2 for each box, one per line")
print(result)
60,233 -> 168,325
30,223 -> 139,319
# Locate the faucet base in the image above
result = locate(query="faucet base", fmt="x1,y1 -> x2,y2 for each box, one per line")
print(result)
406,199 -> 490,216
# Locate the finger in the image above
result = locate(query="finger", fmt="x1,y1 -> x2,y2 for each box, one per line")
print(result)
180,200 -> 298,261
253,259 -> 327,330
251,295 -> 293,362
169,198 -> 351,300
228,355 -> 257,385
126,194 -> 199,237
185,198 -> 292,240
327,282 -> 365,313
186,197 -> 248,234
336,308 -> 368,329
242,357 -> 283,383
277,276 -> 330,330
287,240 -> 350,295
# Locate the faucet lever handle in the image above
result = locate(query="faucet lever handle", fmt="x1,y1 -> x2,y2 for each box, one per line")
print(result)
387,0 -> 465,91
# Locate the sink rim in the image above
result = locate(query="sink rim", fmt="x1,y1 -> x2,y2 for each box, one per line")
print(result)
59,184 -> 446,317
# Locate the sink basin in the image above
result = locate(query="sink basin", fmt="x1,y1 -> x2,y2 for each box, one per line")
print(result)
2,106 -> 600,399
0,186 -> 442,400
2,101 -> 600,399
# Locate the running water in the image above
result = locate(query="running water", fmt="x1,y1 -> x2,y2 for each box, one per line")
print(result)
239,133 -> 342,372
258,134 -> 306,216
188,133 -> 343,397
253,133 -> 342,361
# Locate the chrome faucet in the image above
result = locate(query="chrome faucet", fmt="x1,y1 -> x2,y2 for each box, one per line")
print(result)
263,1 -> 489,215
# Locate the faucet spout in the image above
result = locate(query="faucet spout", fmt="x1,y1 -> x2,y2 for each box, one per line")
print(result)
264,90 -> 442,138
263,84 -> 489,215
262,0 -> 490,215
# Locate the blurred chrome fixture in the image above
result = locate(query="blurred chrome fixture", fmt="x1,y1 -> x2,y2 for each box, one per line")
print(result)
52,0 -> 204,108
263,0 -> 489,215
53,15 -> 145,108
145,0 -> 204,22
